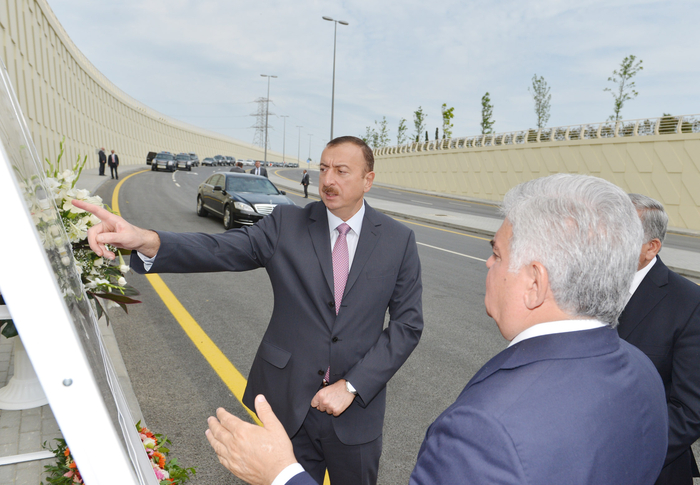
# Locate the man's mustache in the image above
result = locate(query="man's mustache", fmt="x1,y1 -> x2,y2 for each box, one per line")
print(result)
322,186 -> 339,196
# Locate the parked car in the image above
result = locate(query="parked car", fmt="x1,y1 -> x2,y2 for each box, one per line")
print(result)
202,157 -> 216,166
151,152 -> 177,172
175,153 -> 194,171
214,155 -> 227,166
196,172 -> 295,229
224,156 -> 236,166
188,152 -> 200,167
146,151 -> 156,165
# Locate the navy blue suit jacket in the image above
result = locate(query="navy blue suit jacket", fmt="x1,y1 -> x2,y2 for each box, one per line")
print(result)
618,257 -> 700,483
290,327 -> 667,485
131,201 -> 423,445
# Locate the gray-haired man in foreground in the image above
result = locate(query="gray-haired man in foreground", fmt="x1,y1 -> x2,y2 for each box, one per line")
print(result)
205,174 -> 668,485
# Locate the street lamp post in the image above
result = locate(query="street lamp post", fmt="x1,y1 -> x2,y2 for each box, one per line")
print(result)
261,74 -> 277,163
308,133 -> 313,160
281,115 -> 289,164
296,126 -> 303,164
322,16 -> 348,141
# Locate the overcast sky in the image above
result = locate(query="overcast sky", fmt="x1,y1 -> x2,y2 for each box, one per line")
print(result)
48,0 -> 699,162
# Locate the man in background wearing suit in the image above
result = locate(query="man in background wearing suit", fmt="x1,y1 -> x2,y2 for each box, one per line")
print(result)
204,174 -> 668,485
618,194 -> 700,485
301,170 -> 310,198
230,162 -> 245,173
108,149 -> 119,179
250,160 -> 268,177
98,147 -> 106,176
74,136 -> 423,485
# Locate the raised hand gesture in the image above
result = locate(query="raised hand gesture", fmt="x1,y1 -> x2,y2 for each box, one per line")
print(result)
71,199 -> 160,260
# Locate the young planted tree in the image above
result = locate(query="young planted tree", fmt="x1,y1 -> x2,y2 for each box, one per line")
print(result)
435,127 -> 439,140
528,74 -> 551,129
397,118 -> 408,145
375,116 -> 390,148
413,107 -> 427,142
362,125 -> 379,148
441,104 -> 455,139
604,55 -> 643,121
480,92 -> 495,134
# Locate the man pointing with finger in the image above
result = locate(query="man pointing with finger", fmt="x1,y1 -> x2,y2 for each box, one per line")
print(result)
74,136 -> 423,485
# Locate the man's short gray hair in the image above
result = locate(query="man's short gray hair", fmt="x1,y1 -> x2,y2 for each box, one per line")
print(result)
503,174 -> 643,326
628,193 -> 668,244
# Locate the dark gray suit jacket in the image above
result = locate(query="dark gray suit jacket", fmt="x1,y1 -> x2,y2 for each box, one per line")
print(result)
250,166 -> 268,177
130,201 -> 423,445
618,257 -> 700,484
290,328 -> 668,485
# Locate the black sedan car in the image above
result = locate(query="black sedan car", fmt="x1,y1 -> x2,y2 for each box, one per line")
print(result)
197,172 -> 295,229
151,151 -> 177,172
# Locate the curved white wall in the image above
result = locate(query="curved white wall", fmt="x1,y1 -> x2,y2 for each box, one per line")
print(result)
0,0 -> 293,170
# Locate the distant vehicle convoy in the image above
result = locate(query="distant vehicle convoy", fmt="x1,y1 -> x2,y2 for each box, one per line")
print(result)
146,152 -> 297,171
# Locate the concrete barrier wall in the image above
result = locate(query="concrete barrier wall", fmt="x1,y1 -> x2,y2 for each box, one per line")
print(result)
374,133 -> 700,231
0,0 -> 292,171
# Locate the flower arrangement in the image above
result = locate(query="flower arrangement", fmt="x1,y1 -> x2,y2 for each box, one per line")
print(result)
0,140 -> 140,338
41,422 -> 196,484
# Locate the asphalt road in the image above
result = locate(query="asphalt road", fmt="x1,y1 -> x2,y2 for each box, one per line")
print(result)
94,166 -> 505,484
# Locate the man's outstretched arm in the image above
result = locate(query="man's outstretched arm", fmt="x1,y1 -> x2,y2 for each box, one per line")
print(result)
71,199 -> 161,259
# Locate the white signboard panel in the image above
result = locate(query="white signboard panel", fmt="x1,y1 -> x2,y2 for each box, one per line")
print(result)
0,59 -> 158,484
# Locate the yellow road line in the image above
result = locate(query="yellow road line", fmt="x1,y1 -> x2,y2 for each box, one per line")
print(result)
112,170 -> 150,215
393,217 -> 492,241
146,274 -> 260,423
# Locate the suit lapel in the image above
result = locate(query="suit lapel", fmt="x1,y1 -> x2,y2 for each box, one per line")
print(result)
617,259 -> 669,340
344,204 -> 381,299
307,203 -> 334,295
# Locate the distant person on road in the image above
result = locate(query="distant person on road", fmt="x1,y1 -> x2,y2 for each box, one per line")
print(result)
73,136 -> 423,485
618,193 -> 700,485
250,160 -> 268,178
98,147 -> 106,176
301,170 -> 310,198
230,162 -> 245,173
108,149 -> 119,179
204,173 -> 669,485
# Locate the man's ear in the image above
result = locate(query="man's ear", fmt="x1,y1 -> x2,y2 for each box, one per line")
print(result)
647,238 -> 662,259
524,261 -> 549,310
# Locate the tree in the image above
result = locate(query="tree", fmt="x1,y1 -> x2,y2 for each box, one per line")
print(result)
528,74 -> 551,129
441,104 -> 455,139
413,107 -> 427,143
397,118 -> 408,145
425,131 -> 429,142
604,55 -> 643,121
375,116 -> 390,148
480,92 -> 495,134
362,125 -> 378,148
435,127 -> 439,140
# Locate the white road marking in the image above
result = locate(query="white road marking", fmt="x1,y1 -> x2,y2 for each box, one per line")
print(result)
410,199 -> 433,205
417,242 -> 487,262
175,183 -> 181,187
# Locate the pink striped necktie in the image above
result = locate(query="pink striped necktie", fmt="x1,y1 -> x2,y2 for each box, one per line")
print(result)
325,223 -> 351,384
332,223 -> 351,315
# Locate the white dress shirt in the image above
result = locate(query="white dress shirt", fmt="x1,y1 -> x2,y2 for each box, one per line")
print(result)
629,256 -> 656,296
508,319 -> 607,347
327,201 -> 365,269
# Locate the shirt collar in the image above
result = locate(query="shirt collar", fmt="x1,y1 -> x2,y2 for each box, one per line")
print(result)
629,256 -> 656,295
327,201 -> 365,237
508,319 -> 607,347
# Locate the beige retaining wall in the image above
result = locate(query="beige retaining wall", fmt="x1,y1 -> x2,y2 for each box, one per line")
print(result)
0,0 -> 293,171
374,134 -> 700,232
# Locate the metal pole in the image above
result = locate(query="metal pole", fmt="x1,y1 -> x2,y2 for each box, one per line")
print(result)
330,21 -> 337,141
297,126 -> 302,163
308,134 -> 313,159
323,17 -> 348,142
281,115 -> 289,163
